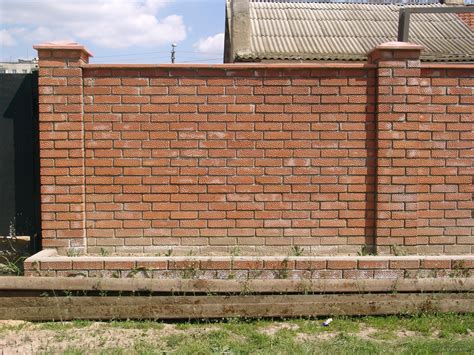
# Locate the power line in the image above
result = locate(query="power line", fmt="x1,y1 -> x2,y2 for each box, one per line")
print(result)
179,57 -> 222,63
91,56 -> 222,64
179,50 -> 223,55
94,49 -> 223,59
94,50 -> 169,58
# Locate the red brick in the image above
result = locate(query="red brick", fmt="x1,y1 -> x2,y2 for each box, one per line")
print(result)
104,260 -> 135,270
327,260 -> 357,270
263,260 -> 296,269
232,260 -> 263,270
422,259 -> 451,269
41,260 -> 72,270
73,260 -> 105,270
295,260 -> 326,270
389,260 -> 420,269
168,260 -> 200,270
136,260 -> 168,269
358,260 -> 389,269
200,260 -> 232,270
343,270 -> 374,279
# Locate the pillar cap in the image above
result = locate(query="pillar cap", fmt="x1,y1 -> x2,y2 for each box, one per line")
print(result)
373,41 -> 425,51
33,41 -> 93,57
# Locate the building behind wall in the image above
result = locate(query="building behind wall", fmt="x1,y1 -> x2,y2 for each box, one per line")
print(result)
0,59 -> 39,74
224,0 -> 474,63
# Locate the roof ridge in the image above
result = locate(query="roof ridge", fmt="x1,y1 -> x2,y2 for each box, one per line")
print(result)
236,0 -> 473,63
249,0 -> 442,4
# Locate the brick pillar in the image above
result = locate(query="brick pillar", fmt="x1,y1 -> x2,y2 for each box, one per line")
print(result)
34,41 -> 91,253
369,42 -> 424,255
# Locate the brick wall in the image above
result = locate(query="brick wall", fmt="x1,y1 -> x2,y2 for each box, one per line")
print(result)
24,251 -> 474,280
416,66 -> 473,254
34,41 -> 473,256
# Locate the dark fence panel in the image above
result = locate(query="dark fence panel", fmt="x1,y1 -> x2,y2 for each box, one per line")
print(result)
0,73 -> 40,250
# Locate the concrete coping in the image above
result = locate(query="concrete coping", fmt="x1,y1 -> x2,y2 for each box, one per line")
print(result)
33,41 -> 93,57
82,62 -> 375,69
420,63 -> 474,69
373,41 -> 425,51
25,249 -> 474,263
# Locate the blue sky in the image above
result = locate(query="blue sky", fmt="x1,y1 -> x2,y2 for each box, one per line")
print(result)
0,0 -> 226,64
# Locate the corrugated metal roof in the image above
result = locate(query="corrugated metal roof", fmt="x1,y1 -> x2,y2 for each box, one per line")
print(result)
230,1 -> 473,62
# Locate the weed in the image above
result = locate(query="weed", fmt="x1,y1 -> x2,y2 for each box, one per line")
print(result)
164,249 -> 173,257
450,260 -> 471,278
66,248 -> 80,257
181,266 -> 198,279
277,268 -> 289,279
0,255 -> 25,275
230,246 -> 241,256
277,258 -> 290,279
357,245 -> 376,256
9,215 -> 16,239
290,245 -> 305,256
99,248 -> 109,256
391,244 -> 407,256
127,267 -> 150,279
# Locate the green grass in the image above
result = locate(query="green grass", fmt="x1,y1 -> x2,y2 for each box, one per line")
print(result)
1,313 -> 473,354
109,320 -> 165,330
37,319 -> 93,330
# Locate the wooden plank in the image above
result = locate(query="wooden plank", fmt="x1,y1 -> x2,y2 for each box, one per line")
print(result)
0,293 -> 472,320
1,277 -> 473,294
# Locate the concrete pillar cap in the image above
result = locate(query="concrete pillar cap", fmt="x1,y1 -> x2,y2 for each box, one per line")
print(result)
373,41 -> 425,51
33,41 -> 93,57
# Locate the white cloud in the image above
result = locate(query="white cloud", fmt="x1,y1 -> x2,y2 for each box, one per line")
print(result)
194,33 -> 224,54
0,0 -> 186,48
0,29 -> 16,46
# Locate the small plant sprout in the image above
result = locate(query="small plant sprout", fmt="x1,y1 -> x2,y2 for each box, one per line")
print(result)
9,216 -> 16,239
100,248 -> 110,256
391,244 -> 407,256
357,245 -> 375,256
66,248 -> 80,257
290,245 -> 304,256
230,246 -> 241,256
0,256 -> 24,275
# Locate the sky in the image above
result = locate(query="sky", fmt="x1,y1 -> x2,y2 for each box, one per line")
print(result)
0,0 -> 226,64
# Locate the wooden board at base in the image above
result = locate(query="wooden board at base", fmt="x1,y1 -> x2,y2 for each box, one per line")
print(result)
0,293 -> 472,320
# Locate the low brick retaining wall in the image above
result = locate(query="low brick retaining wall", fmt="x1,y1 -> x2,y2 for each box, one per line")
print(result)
24,250 -> 473,280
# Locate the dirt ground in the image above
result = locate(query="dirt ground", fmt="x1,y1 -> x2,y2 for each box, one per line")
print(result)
1,314 -> 473,354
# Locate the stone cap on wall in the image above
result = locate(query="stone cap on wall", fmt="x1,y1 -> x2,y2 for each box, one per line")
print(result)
33,40 -> 93,57
372,41 -> 425,52
367,41 -> 425,62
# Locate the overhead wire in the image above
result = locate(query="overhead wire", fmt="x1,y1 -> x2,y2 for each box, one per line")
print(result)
94,51 -> 170,58
94,50 -> 223,59
178,57 -> 223,63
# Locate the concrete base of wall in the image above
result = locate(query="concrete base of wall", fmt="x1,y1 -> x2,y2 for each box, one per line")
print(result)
24,249 -> 473,280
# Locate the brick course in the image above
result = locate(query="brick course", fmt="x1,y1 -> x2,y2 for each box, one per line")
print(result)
34,42 -> 473,256
24,251 -> 474,280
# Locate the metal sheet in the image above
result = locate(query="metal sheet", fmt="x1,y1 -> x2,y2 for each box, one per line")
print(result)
242,1 -> 473,62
